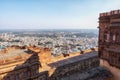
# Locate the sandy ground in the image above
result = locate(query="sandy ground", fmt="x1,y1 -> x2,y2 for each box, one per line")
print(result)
100,59 -> 120,80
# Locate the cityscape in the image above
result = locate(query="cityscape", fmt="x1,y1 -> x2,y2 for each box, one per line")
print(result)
0,29 -> 98,56
0,0 -> 120,80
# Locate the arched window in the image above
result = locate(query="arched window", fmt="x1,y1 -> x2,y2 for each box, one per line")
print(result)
113,34 -> 116,42
110,33 -> 113,42
106,33 -> 110,42
116,33 -> 120,43
119,57 -> 120,62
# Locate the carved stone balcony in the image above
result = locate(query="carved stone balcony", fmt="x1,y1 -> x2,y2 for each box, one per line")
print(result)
110,23 -> 120,27
106,48 -> 120,53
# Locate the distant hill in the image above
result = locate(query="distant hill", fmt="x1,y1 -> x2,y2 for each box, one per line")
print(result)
0,29 -> 98,35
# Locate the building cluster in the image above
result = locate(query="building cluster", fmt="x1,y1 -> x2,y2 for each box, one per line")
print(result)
0,46 -> 112,80
0,32 -> 98,56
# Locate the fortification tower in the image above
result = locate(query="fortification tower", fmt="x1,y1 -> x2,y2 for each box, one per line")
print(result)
99,10 -> 120,68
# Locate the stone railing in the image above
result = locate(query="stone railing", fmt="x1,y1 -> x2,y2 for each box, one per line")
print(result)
49,53 -> 99,80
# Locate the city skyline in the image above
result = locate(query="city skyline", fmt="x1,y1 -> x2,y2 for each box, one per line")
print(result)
0,0 -> 120,29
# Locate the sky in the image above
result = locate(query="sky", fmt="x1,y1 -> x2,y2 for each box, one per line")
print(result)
0,0 -> 120,29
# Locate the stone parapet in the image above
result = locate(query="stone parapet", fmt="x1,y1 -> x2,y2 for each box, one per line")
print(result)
100,10 -> 120,17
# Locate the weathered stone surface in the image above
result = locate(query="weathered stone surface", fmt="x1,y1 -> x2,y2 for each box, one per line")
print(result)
0,46 -> 112,80
61,67 -> 112,80
99,10 -> 120,68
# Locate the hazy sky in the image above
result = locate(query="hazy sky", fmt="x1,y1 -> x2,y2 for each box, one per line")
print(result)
0,0 -> 120,29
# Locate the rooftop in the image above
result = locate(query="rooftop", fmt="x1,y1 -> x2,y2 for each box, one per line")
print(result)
0,46 -> 50,65
100,9 -> 120,17
0,49 -> 28,61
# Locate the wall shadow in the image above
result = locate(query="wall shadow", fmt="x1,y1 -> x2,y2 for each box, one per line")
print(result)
2,50 -> 48,80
